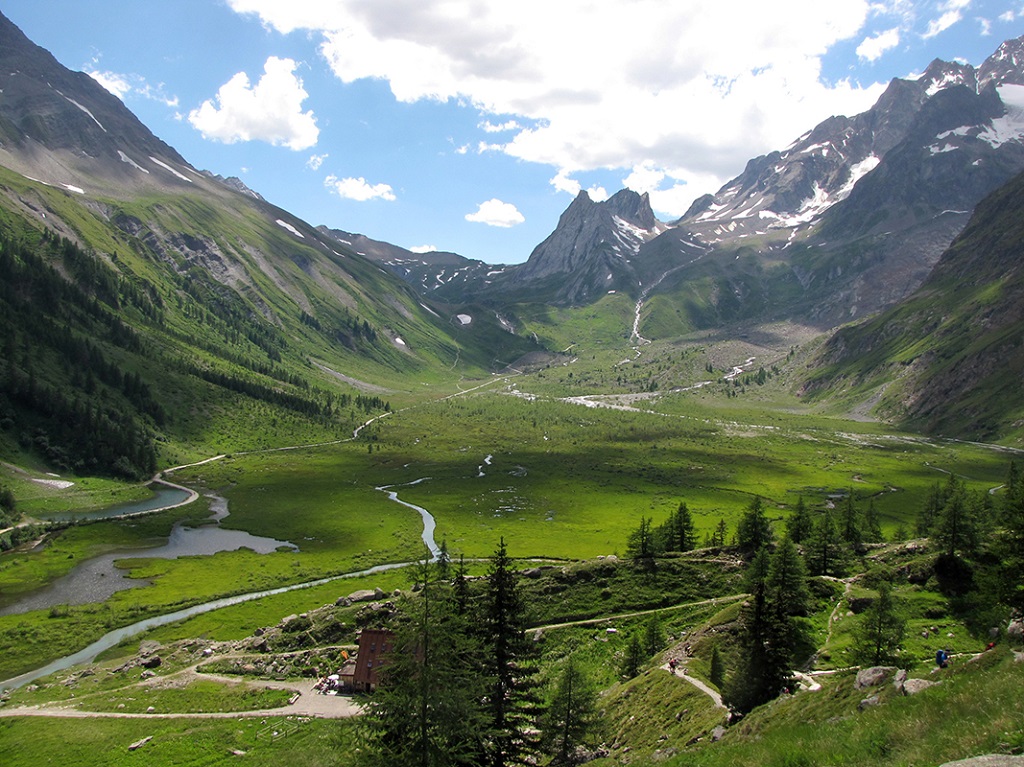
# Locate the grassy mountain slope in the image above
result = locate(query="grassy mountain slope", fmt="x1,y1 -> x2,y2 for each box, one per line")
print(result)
0,164 -> 538,476
801,170 -> 1024,443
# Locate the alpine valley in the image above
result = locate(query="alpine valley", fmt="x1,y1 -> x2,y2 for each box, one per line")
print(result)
0,11 -> 1023,767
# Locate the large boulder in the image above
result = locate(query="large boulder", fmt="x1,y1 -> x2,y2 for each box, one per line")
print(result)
855,666 -> 896,689
1008,618 -> 1024,643
902,678 -> 938,695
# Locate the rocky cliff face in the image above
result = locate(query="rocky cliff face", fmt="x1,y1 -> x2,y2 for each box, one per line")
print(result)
504,189 -> 664,304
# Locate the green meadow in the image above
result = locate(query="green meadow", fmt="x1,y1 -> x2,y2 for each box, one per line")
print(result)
0,353 -> 1014,683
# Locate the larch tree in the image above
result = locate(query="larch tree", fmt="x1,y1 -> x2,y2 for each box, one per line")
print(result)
853,582 -> 905,666
736,496 -> 774,557
542,655 -> 600,765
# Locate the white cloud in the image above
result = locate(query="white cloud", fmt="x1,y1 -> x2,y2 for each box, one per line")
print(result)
87,69 -> 179,107
410,244 -> 438,253
228,0 -> 890,208
550,170 -> 608,201
978,17 -> 992,35
465,199 -> 525,227
307,153 -> 328,170
324,174 -> 397,201
480,119 -> 520,133
999,10 -> 1016,22
88,70 -> 132,99
923,0 -> 971,39
188,56 -> 318,150
856,27 -> 901,61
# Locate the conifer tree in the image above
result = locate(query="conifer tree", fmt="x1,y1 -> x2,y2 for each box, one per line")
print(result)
709,644 -> 726,691
840,491 -> 862,550
642,613 -> 665,657
659,501 -> 697,552
807,507 -> 846,577
483,538 -> 540,767
620,633 -> 644,680
853,582 -> 905,666
542,656 -> 600,765
934,476 -> 979,558
627,516 -> 660,566
786,496 -> 813,544
998,462 -> 1024,611
736,496 -> 774,557
361,561 -> 487,767
863,499 -> 884,543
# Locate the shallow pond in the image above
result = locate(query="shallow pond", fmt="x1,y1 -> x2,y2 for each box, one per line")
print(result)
0,494 -> 296,616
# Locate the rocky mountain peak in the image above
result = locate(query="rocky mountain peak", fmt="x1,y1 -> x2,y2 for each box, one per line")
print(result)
979,35 -> 1024,87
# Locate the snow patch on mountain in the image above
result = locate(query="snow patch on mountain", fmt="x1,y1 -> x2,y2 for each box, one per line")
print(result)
57,91 -> 106,132
978,84 -> 1024,148
149,156 -> 192,183
276,219 -> 304,238
118,150 -> 149,173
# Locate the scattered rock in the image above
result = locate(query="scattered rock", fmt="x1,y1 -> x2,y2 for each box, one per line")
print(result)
893,669 -> 907,693
858,695 -> 881,710
128,736 -> 152,751
140,670 -> 156,680
710,726 -> 727,742
855,666 -> 895,689
650,747 -> 678,761
141,655 -> 162,669
1008,619 -> 1024,643
902,678 -> 938,695
146,706 -> 156,713
938,756 -> 1024,767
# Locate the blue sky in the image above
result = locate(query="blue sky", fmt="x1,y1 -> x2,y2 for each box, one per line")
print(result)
4,0 -> 1023,264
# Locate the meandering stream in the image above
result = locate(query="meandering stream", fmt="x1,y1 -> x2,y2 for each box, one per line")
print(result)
0,477 -> 441,690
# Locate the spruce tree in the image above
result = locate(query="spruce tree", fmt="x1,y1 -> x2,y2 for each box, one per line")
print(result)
483,538 -> 540,767
361,561 -> 487,767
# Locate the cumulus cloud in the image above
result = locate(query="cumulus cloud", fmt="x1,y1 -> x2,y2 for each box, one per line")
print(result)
324,175 -> 397,201
465,199 -> 525,227
228,0 -> 891,211
188,56 -> 318,150
856,27 -> 901,61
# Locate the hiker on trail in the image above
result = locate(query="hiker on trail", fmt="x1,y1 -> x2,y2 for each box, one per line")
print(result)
936,648 -> 949,668
669,658 -> 678,674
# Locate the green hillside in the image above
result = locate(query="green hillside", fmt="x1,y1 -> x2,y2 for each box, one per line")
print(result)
801,170 -> 1024,442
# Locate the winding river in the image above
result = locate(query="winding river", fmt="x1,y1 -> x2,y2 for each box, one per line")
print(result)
0,477 -> 440,690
